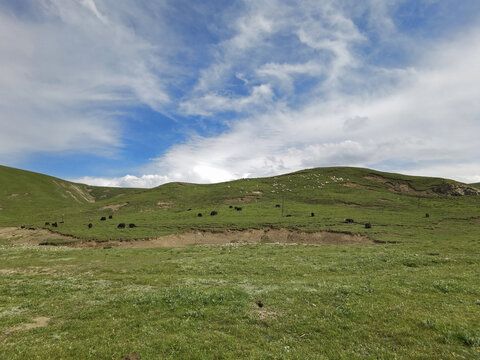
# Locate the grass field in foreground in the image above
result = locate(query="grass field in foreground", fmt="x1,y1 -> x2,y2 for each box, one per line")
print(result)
1,239 -> 479,359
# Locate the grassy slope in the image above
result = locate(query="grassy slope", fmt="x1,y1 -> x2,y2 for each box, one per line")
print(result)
0,165 -> 137,226
1,166 -> 479,359
2,165 -> 478,243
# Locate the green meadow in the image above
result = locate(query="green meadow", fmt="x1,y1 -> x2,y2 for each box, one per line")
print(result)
1,165 -> 479,359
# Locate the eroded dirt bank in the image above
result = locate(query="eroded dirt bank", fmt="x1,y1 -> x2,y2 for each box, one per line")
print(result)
0,227 -> 75,246
0,226 -> 373,248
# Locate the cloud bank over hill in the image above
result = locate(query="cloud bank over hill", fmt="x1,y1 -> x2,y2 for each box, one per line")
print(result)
1,1 -> 480,186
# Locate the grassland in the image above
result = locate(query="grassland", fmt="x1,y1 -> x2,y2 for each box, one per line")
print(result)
1,165 -> 479,359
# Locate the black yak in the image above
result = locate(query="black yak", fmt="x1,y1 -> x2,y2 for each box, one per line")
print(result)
129,223 -> 136,228
117,223 -> 125,229
100,217 -> 106,221
365,223 -> 371,229
210,211 -> 218,216
88,223 -> 93,229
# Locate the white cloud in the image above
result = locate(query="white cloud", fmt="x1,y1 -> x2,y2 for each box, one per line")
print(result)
0,1 -> 172,161
180,84 -> 274,116
132,26 -> 480,187
74,174 -> 170,188
81,0 -> 108,24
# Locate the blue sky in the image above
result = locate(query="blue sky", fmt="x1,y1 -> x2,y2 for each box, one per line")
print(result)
1,0 -> 480,186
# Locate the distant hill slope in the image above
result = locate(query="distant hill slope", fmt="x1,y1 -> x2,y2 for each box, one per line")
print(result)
0,165 -> 139,223
1,165 -> 479,240
472,182 -> 480,188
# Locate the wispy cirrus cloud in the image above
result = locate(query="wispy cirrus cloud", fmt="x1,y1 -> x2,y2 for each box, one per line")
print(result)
142,21 -> 480,185
0,0 -> 172,161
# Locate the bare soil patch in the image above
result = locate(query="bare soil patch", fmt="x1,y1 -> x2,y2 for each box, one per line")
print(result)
364,175 -> 434,196
6,193 -> 28,199
224,195 -> 258,204
0,227 -> 75,246
336,202 -> 361,207
255,307 -> 278,320
101,202 -> 128,211
68,228 -> 373,249
4,317 -> 50,335
53,180 -> 95,203
0,227 -> 373,249
342,182 -> 373,190
156,201 -> 173,209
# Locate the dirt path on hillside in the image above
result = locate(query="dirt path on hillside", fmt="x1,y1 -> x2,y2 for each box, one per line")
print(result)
0,227 -> 373,249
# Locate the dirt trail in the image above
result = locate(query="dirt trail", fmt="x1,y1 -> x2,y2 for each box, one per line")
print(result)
0,227 -> 373,249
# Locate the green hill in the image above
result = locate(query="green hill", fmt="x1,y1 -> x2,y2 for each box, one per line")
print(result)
0,165 -> 137,225
1,164 -> 479,243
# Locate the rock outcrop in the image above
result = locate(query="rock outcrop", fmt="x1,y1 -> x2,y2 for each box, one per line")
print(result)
433,182 -> 480,196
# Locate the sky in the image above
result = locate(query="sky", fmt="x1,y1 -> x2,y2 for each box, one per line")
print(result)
1,0 -> 480,187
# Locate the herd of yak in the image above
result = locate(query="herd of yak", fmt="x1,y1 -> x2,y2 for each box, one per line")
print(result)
35,203 -> 421,231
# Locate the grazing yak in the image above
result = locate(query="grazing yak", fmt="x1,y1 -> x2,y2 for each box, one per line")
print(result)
210,211 -> 218,216
44,222 -> 50,226
88,223 -> 93,229
197,213 -> 203,217
109,215 -> 113,219
100,216 -> 106,221
365,223 -> 372,229
234,206 -> 242,211
344,218 -> 354,223
52,222 -> 58,227
117,223 -> 126,229
275,204 -> 281,208
129,223 -> 136,228
425,213 -> 430,218
311,212 -> 315,217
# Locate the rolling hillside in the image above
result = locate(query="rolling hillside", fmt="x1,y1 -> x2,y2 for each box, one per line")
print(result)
0,165 -> 138,224
1,164 -> 479,244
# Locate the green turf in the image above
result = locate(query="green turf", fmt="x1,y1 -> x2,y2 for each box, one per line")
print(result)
1,165 -> 480,359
